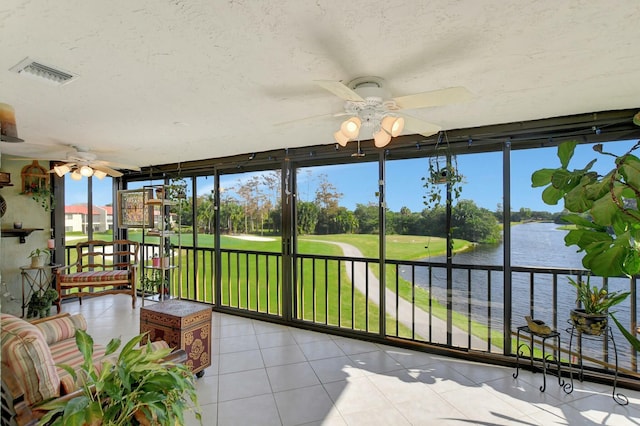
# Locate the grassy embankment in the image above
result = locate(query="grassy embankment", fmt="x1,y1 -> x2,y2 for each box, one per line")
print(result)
67,231 -> 510,351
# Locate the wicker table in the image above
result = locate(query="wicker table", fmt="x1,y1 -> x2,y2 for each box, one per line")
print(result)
140,300 -> 212,377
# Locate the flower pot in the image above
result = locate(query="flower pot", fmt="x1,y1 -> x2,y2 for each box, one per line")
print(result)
570,309 -> 608,335
30,255 -> 45,268
152,257 -> 171,268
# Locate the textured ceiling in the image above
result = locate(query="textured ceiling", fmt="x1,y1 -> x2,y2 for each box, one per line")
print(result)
1,0 -> 639,170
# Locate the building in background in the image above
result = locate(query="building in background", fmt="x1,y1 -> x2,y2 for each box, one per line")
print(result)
64,204 -> 112,233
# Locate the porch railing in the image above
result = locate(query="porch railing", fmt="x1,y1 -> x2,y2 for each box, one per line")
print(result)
62,243 -> 639,376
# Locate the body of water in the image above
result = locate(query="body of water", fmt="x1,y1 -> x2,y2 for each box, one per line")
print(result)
400,222 -> 636,364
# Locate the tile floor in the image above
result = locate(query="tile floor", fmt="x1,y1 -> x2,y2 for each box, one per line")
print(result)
64,295 -> 640,425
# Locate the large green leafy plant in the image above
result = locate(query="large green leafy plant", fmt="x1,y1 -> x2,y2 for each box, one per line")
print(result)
38,330 -> 200,425
532,140 -> 640,277
532,139 -> 640,350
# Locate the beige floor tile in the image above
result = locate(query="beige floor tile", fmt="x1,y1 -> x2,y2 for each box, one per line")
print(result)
218,348 -> 264,374
194,373 -> 219,405
381,346 -> 440,369
266,361 -> 320,392
218,333 -> 260,354
296,413 -> 347,426
366,368 -> 437,405
347,350 -> 403,374
274,384 -> 337,426
408,361 -> 477,393
261,344 -> 308,367
340,406 -> 411,426
439,383 -> 541,425
217,368 -> 272,402
393,396 -> 469,426
290,327 -> 334,344
217,394 -> 281,426
323,376 -> 391,416
253,319 -> 290,335
218,322 -> 256,338
331,336 -> 379,355
298,339 -> 346,361
309,356 -> 366,383
257,330 -> 298,349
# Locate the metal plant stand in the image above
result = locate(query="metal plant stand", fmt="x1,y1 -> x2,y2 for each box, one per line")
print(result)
566,324 -> 628,405
513,325 -> 564,392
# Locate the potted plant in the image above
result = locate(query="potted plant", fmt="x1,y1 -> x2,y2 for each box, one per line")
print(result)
422,152 -> 463,209
22,181 -> 55,211
167,177 -> 187,200
38,329 -> 201,425
568,276 -> 630,335
26,288 -> 58,318
532,139 -> 640,350
28,248 -> 50,268
142,269 -> 169,295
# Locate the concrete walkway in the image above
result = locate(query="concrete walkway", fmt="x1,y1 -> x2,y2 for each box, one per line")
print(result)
315,240 -> 496,351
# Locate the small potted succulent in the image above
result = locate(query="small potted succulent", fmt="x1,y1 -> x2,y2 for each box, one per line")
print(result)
28,248 -> 50,268
568,276 -> 630,335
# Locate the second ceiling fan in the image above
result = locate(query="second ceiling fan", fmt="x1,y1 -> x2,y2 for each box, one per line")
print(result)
50,145 -> 140,179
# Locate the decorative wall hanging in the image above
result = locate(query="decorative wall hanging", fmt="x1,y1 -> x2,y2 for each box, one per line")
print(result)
118,189 -> 153,228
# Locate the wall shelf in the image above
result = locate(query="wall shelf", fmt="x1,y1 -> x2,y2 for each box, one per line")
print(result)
1,228 -> 44,243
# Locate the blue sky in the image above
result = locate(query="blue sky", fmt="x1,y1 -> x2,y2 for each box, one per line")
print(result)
68,139 -> 639,214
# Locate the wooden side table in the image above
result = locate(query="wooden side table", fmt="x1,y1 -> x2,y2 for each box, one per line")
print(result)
140,300 -> 212,377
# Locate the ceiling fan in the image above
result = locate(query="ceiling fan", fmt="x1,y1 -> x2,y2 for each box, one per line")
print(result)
314,76 -> 472,147
49,145 -> 140,179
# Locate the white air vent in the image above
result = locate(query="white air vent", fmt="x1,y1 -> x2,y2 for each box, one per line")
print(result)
10,57 -> 78,86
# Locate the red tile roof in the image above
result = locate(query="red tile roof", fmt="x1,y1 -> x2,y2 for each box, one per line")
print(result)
65,204 -> 110,215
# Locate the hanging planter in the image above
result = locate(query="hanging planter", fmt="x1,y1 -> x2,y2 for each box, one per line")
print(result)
428,156 -> 460,185
422,133 -> 464,209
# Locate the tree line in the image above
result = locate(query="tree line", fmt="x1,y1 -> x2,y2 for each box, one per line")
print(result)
170,171 -> 561,244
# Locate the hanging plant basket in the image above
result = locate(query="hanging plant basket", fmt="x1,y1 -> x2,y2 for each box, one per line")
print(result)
428,157 -> 458,185
570,309 -> 608,336
422,136 -> 464,209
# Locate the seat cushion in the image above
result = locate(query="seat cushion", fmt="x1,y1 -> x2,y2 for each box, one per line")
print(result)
50,338 -> 107,395
0,314 -> 60,405
35,314 -> 87,345
59,270 -> 129,284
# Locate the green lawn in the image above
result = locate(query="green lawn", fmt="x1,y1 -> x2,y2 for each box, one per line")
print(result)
66,232 -> 501,348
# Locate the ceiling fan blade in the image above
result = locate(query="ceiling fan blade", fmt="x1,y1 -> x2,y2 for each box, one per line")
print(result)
275,111 -> 352,127
314,80 -> 364,102
393,87 -> 472,110
399,114 -> 442,137
93,160 -> 140,171
92,164 -> 123,178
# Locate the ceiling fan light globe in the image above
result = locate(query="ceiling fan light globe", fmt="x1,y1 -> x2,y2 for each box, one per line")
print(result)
340,117 -> 361,139
70,170 -> 82,181
374,129 -> 392,148
334,130 -> 350,146
93,169 -> 107,179
381,116 -> 404,137
80,165 -> 93,177
54,164 -> 71,177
